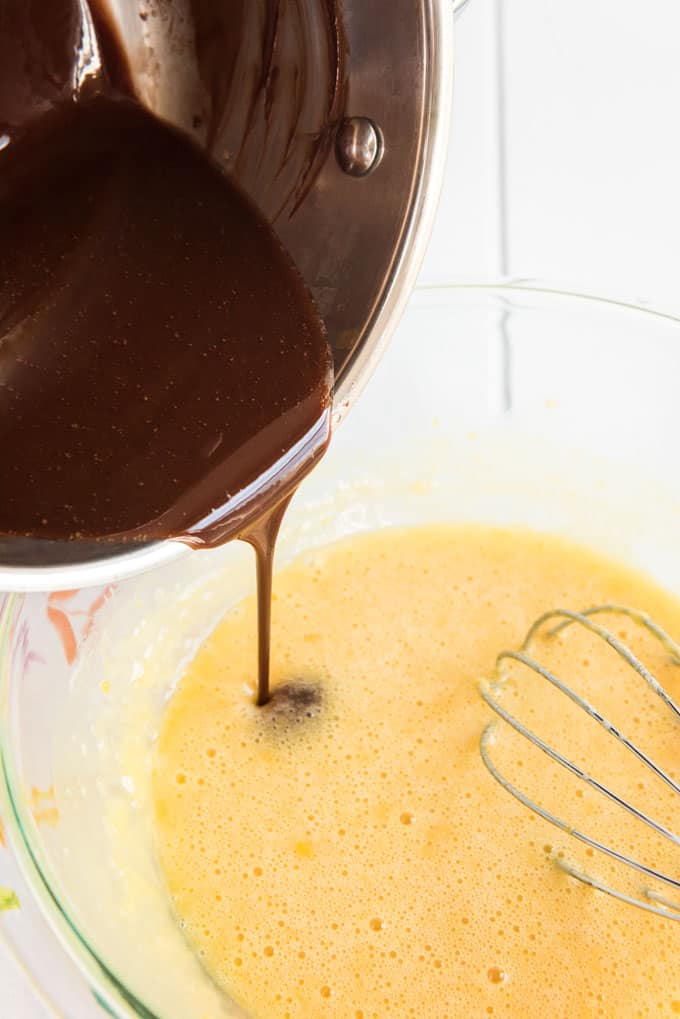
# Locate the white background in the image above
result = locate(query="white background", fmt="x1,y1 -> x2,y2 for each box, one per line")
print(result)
422,0 -> 680,312
3,0 -> 680,1013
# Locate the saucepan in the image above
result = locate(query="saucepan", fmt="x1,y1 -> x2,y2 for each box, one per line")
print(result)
0,0 -> 456,593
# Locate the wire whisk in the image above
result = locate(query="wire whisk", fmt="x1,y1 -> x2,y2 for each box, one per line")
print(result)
479,605 -> 680,921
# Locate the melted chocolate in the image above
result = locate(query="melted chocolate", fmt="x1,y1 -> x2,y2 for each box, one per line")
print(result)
0,1 -> 90,128
0,0 -> 333,702
185,0 -> 347,221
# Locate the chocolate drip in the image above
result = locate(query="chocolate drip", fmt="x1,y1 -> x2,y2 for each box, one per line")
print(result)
0,0 -> 333,700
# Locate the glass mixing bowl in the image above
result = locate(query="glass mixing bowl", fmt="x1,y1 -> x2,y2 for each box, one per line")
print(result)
3,284 -> 680,1018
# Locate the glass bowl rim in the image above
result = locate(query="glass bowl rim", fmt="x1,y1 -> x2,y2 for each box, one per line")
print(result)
4,280 -> 680,1018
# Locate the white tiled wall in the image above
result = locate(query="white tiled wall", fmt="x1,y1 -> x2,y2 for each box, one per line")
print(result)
4,2 -> 680,1013
502,0 -> 680,308
422,0 -> 680,314
421,0 -> 504,281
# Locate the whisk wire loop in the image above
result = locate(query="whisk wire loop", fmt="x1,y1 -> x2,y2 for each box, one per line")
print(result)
480,725 -> 680,892
480,604 -> 680,920
524,606 -> 680,720
556,859 -> 680,924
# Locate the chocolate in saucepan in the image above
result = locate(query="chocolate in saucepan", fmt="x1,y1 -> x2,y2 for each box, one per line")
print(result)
0,0 -> 335,703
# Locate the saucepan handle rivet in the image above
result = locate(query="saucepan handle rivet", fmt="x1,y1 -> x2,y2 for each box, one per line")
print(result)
335,117 -> 383,177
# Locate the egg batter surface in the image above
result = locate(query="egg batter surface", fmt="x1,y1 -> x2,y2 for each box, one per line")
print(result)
153,526 -> 680,1017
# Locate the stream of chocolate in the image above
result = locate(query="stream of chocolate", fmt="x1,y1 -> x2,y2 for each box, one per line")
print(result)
0,1 -> 333,702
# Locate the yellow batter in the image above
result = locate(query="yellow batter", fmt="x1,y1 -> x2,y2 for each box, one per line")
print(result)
153,526 -> 680,1017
